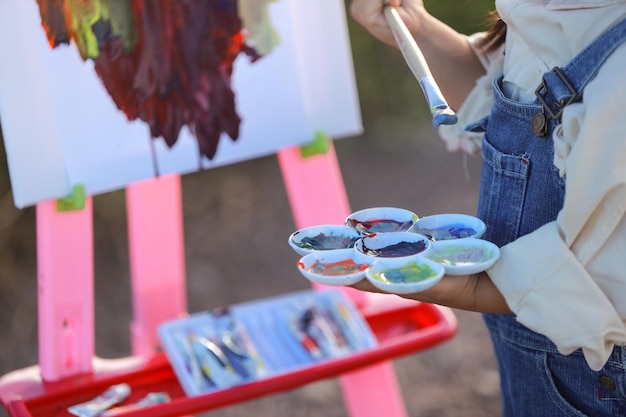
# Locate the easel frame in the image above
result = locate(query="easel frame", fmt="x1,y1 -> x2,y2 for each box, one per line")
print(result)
23,141 -> 451,417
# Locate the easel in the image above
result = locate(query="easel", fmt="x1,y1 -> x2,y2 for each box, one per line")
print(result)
0,3 -> 457,412
17,139 -> 455,417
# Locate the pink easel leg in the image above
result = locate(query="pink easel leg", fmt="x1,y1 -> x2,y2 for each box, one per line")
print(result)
36,198 -> 94,381
126,174 -> 187,356
277,143 -> 408,417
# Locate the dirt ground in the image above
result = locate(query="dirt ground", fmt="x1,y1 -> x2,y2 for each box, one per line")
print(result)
0,119 -> 503,416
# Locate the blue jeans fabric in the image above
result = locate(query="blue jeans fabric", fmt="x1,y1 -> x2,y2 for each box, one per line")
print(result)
467,16 -> 626,417
484,314 -> 626,416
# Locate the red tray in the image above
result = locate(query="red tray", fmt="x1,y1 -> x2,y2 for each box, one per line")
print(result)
0,296 -> 456,417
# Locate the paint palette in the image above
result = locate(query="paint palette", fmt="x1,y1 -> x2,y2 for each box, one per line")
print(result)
410,213 -> 486,241
354,232 -> 431,259
289,208 -> 499,295
296,248 -> 374,286
365,255 -> 445,294
288,225 -> 362,256
345,207 -> 418,236
426,238 -> 500,276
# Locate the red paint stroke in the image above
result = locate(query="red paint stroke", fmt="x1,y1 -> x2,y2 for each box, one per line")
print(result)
36,0 -> 262,160
307,259 -> 369,276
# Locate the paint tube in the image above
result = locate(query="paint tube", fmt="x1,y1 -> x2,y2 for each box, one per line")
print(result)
190,333 -> 243,389
67,383 -> 131,417
101,392 -> 171,416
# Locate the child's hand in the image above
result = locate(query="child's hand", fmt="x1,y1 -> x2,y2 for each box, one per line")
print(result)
349,0 -> 426,48
350,271 -> 512,314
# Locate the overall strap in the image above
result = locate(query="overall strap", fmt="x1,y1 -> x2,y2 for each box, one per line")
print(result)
535,15 -> 626,121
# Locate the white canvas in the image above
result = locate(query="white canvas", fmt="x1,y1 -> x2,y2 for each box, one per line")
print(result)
0,0 -> 362,208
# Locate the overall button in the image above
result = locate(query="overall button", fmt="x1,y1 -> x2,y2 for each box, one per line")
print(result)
531,113 -> 547,137
599,375 -> 616,390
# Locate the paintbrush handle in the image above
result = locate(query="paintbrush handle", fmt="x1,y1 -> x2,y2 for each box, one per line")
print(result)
383,6 -> 457,127
384,6 -> 431,79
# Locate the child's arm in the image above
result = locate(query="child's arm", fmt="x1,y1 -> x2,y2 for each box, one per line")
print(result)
349,0 -> 486,110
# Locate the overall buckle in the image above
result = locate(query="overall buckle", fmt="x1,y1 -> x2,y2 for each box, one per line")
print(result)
535,67 -> 580,120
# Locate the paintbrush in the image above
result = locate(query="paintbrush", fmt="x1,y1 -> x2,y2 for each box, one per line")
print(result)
383,6 -> 458,128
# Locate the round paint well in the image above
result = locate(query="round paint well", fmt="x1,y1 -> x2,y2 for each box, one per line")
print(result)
288,224 -> 362,256
296,248 -> 373,286
365,255 -> 444,294
354,232 -> 430,259
426,238 -> 500,275
411,213 -> 486,241
345,207 -> 418,236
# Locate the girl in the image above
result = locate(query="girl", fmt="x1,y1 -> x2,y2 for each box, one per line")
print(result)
350,1 -> 626,415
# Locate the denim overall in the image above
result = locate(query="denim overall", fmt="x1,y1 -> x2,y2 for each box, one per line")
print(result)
468,17 -> 626,417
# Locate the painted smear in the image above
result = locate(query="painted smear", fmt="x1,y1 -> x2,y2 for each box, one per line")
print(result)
428,245 -> 493,266
416,224 -> 477,241
294,233 -> 360,251
238,0 -> 281,56
360,240 -> 427,257
34,0 -> 279,160
348,218 -> 413,234
371,261 -> 437,283
300,259 -> 368,276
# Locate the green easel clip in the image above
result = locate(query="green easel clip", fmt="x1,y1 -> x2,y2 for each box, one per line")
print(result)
299,131 -> 330,158
56,184 -> 86,211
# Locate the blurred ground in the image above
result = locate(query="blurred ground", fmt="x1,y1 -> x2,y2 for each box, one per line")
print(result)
0,126 -> 502,417
0,2 -> 502,415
